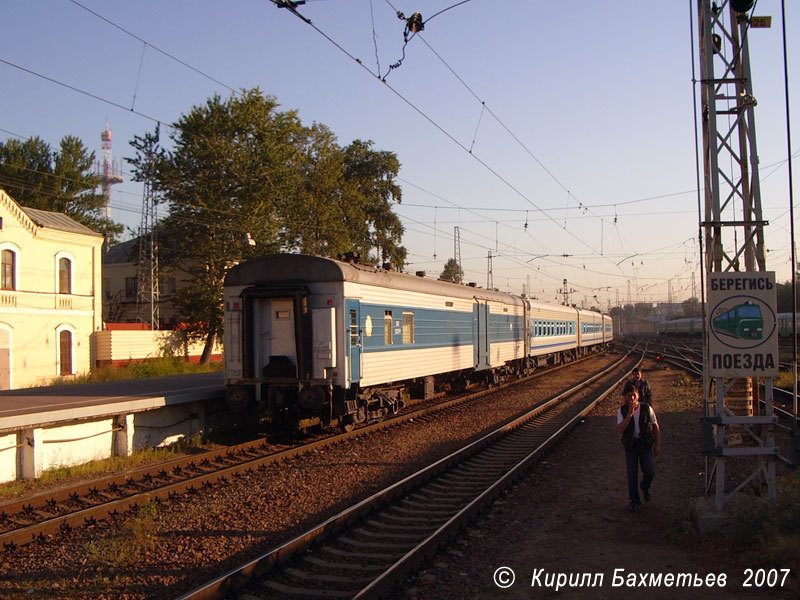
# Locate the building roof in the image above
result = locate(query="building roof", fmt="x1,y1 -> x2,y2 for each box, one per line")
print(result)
21,206 -> 103,237
103,237 -> 139,264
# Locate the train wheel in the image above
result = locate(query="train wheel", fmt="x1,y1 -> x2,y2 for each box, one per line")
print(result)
340,415 -> 356,433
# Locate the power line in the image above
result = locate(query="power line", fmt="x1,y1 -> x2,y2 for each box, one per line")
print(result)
68,0 -> 238,96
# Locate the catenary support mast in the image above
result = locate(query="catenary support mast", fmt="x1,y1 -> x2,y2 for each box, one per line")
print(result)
697,0 -> 777,510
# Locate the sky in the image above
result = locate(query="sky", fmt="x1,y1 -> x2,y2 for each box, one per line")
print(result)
1,0 -> 798,311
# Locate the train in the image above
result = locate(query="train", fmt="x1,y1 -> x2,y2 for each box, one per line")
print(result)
223,254 -> 613,430
712,301 -> 763,339
658,313 -> 798,336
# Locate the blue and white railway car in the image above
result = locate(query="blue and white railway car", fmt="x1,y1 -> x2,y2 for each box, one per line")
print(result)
528,302 -> 579,362
578,309 -> 605,347
602,314 -> 614,343
223,254 -> 528,429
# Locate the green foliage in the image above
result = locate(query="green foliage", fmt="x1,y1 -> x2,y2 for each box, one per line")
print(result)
728,472 -> 800,567
45,356 -> 221,386
682,297 -> 702,317
439,258 -> 464,283
0,135 -> 123,241
0,435 -> 204,500
128,88 -> 407,361
776,279 -> 799,313
86,498 -> 159,568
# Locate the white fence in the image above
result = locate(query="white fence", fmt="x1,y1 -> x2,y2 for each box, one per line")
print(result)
92,330 -> 222,366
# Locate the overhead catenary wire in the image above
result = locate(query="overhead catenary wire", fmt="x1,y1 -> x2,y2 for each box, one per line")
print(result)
69,0 -> 238,96
4,5 -> 780,304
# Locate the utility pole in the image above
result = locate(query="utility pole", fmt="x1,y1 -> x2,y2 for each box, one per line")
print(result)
559,278 -> 574,306
697,0 -> 778,510
487,251 -> 493,290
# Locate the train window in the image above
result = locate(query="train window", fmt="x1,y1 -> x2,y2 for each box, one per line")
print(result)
275,310 -> 289,319
402,313 -> 414,343
384,311 -> 393,344
349,310 -> 358,346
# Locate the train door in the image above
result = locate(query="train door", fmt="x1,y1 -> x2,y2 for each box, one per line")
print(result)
473,301 -> 491,371
254,298 -> 297,376
345,299 -> 361,385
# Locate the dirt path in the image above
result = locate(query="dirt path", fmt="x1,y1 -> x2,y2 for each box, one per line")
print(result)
396,360 -> 797,600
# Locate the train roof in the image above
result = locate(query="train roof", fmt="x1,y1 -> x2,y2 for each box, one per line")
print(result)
225,253 -> 524,305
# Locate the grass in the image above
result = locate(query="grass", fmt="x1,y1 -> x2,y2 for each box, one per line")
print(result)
0,434 -> 206,500
727,470 -> 800,568
45,356 -> 222,386
86,498 -> 160,568
669,470 -> 800,576
774,369 -> 798,391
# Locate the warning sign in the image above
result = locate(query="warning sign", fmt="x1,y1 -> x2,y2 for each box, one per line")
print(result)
707,272 -> 779,377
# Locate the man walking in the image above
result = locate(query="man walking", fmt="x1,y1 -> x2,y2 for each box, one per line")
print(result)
629,367 -> 653,406
617,381 -> 661,512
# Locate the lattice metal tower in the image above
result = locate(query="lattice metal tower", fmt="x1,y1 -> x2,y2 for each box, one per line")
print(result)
98,118 -> 123,222
697,0 -> 776,509
136,184 -> 160,329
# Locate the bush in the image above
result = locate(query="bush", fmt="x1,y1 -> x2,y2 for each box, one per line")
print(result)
730,471 -> 800,567
47,356 -> 221,385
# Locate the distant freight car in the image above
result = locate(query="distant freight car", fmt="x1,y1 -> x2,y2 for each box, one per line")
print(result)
223,254 -> 613,430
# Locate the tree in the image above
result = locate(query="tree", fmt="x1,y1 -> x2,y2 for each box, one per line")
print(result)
634,302 -> 653,319
681,297 -> 702,318
776,280 -> 799,313
439,258 -> 463,283
128,88 -> 408,362
341,139 -> 405,267
0,135 -> 122,241
129,90 -> 302,361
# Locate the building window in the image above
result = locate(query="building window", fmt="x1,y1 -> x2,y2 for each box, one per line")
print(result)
384,311 -> 393,345
402,312 -> 414,344
58,257 -> 72,294
125,277 -> 138,298
59,329 -> 72,376
1,250 -> 15,290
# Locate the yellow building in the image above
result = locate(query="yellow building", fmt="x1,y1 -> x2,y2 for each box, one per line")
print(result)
0,189 -> 104,389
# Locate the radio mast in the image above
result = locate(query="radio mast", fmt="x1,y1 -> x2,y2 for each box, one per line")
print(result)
97,118 -> 123,227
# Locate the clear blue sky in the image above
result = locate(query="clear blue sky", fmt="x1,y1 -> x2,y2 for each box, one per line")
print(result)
2,0 -> 797,310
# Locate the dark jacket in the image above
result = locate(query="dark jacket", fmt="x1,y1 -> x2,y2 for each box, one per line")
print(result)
630,378 -> 653,405
620,403 -> 655,448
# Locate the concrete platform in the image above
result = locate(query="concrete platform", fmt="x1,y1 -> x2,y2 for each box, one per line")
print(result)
0,372 -> 224,430
0,372 -> 226,482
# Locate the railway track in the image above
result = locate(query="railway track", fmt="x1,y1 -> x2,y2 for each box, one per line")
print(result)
176,352 -> 641,600
0,351 -> 619,551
